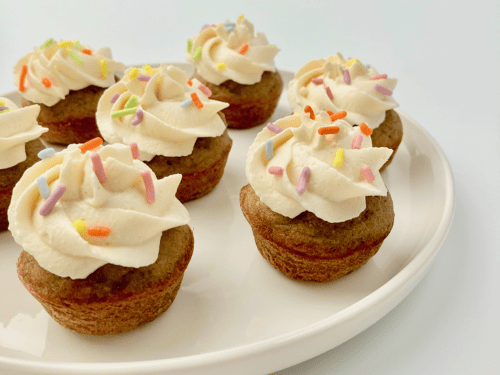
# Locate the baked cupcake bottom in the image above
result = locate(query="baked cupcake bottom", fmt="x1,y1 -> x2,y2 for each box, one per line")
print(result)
369,109 -> 403,171
17,225 -> 194,335
240,184 -> 395,282
22,84 -> 107,145
193,70 -> 283,130
145,129 -> 232,203
0,139 -> 45,231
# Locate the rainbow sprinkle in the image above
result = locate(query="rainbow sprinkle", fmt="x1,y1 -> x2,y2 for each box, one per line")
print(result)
266,123 -> 282,134
38,148 -> 55,159
91,153 -> 107,183
304,105 -> 315,120
265,139 -> 273,159
296,166 -> 311,195
0,105 -> 9,112
73,43 -> 83,51
238,43 -> 249,54
58,40 -> 72,48
360,122 -> 373,136
187,39 -> 193,54
111,107 -> 138,118
143,64 -> 154,75
217,62 -> 226,70
318,126 -> 339,135
325,86 -> 333,100
67,50 -> 82,65
268,166 -> 284,176
187,79 -> 193,86
81,49 -> 92,55
329,111 -> 347,122
141,170 -> 155,204
39,184 -> 66,216
193,46 -> 202,61
99,60 -> 108,78
351,134 -> 363,149
311,78 -> 323,85
41,77 -> 52,88
334,148 -> 344,168
88,225 -> 111,237
370,74 -> 387,81
131,109 -> 143,126
110,92 -> 120,104
0,100 -> 4,106
72,220 -> 87,235
348,58 -> 360,66
130,143 -> 140,159
79,138 -> 103,154
40,38 -> 55,49
343,70 -> 351,85
36,176 -> 50,199
125,95 -> 139,109
374,84 -> 392,96
19,65 -> 28,93
129,68 -> 139,80
181,99 -> 193,108
138,74 -> 151,82
361,165 -> 375,183
198,83 -> 212,97
190,92 -> 203,109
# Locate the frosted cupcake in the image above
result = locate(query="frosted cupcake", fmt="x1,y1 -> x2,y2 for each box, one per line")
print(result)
13,38 -> 125,145
288,53 -> 402,169
96,65 -> 232,202
0,97 -> 47,230
9,141 -> 193,334
186,16 -> 283,129
240,110 -> 394,282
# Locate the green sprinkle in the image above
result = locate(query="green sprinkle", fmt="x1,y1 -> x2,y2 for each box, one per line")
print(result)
40,38 -> 55,50
67,50 -> 82,65
187,39 -> 193,54
0,110 -> 11,114
124,95 -> 138,109
73,43 -> 83,51
111,107 -> 138,118
193,46 -> 202,61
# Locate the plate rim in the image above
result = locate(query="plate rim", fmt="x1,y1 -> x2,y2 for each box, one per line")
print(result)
0,67 -> 454,374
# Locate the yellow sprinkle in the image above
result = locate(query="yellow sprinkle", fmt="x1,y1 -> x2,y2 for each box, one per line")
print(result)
73,40 -> 80,44
217,62 -> 226,70
0,100 -> 4,106
99,60 -> 108,78
72,220 -> 87,235
334,148 -> 344,168
143,64 -> 153,75
58,40 -> 73,48
129,68 -> 139,80
239,14 -> 244,20
348,58 -> 360,66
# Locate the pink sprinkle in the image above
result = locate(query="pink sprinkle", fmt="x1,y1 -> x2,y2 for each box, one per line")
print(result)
138,74 -> 151,82
311,78 -> 323,85
91,152 -> 107,183
39,184 -> 66,216
370,74 -> 387,81
141,170 -> 155,204
0,105 -> 9,111
268,166 -> 284,176
197,83 -> 212,97
296,166 -> 311,195
361,165 -> 375,183
343,70 -> 351,85
131,109 -> 143,126
266,123 -> 282,134
325,86 -> 333,100
374,84 -> 392,96
352,134 -> 363,149
130,142 -> 140,160
110,92 -> 120,103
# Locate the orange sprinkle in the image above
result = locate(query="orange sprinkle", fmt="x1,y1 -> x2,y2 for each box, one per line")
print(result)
41,77 -> 52,88
238,43 -> 249,54
19,65 -> 28,92
81,49 -> 92,55
78,137 -> 103,154
329,110 -> 347,122
304,105 -> 315,120
190,92 -> 203,109
326,110 -> 334,116
318,126 -> 340,135
187,79 -> 193,86
360,122 -> 373,136
87,225 -> 111,237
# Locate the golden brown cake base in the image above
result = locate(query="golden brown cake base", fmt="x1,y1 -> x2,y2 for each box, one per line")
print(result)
240,184 -> 394,282
17,225 -> 194,335
368,109 -> 403,171
0,139 -> 45,231
193,70 -> 283,129
145,129 -> 232,203
22,84 -> 107,145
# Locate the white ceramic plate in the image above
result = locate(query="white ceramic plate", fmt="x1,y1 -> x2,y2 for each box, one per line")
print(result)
0,65 -> 454,375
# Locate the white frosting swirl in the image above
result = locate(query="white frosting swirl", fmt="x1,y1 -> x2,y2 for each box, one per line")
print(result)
288,53 -> 399,129
186,17 -> 279,85
0,97 -> 47,169
8,143 -> 190,279
96,65 -> 229,161
13,40 -> 125,107
246,112 -> 392,223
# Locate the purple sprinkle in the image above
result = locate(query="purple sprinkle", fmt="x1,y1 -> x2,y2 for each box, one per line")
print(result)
311,78 -> 324,85
343,70 -> 351,85
39,184 -> 66,216
131,109 -> 143,126
110,92 -> 120,103
296,166 -> 311,195
374,84 -> 393,96
266,123 -> 282,134
0,105 -> 9,111
138,74 -> 151,82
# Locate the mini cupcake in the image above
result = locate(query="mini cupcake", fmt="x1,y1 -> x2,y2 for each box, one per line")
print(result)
96,65 -> 232,203
186,15 -> 283,129
9,141 -> 193,335
13,38 -> 125,145
240,110 -> 394,282
0,97 -> 47,230
288,53 -> 402,170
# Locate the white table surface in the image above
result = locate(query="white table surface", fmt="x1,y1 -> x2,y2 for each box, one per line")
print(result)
0,1 -> 498,374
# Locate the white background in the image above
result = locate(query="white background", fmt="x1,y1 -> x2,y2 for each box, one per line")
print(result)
0,0 -> 498,374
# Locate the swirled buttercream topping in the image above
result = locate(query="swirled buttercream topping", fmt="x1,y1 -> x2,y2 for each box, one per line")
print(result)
0,97 -> 47,169
186,17 -> 279,85
96,65 -> 229,161
288,53 -> 399,129
13,39 -> 125,106
8,143 -> 190,279
246,111 -> 393,223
